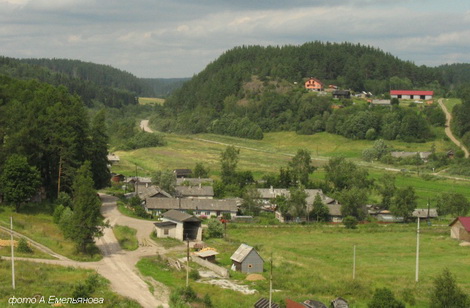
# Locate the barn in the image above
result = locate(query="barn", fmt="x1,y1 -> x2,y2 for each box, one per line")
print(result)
390,90 -> 434,100
230,243 -> 264,273
449,217 -> 470,242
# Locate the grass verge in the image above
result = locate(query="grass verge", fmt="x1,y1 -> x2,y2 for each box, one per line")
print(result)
113,225 -> 138,251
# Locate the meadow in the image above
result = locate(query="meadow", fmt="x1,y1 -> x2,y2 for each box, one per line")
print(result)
137,223 -> 470,307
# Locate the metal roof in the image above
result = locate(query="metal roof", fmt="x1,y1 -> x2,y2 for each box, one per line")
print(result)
390,90 -> 434,95
162,209 -> 201,222
230,243 -> 263,263
450,217 -> 470,231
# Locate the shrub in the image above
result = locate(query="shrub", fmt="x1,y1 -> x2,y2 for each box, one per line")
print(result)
343,216 -> 358,229
430,268 -> 469,308
53,204 -> 65,224
206,219 -> 224,239
368,288 -> 405,308
189,268 -> 200,280
17,237 -> 33,253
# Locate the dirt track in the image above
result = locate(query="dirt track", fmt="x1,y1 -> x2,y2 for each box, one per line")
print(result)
2,195 -> 170,308
438,98 -> 469,158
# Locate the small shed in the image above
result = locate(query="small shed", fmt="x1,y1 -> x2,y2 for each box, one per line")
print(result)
174,169 -> 192,178
194,248 -> 219,263
154,210 -> 202,241
231,243 -> 264,273
449,217 -> 470,242
331,297 -> 349,308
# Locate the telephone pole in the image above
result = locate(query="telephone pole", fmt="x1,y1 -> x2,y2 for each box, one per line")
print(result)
10,217 -> 15,289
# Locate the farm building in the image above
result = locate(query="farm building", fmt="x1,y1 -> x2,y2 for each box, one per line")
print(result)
175,185 -> 214,199
145,197 -> 239,218
412,208 -> 438,220
231,243 -> 264,273
305,77 -> 324,92
153,209 -> 202,241
173,169 -> 192,178
332,90 -> 351,99
449,217 -> 470,242
390,90 -> 434,100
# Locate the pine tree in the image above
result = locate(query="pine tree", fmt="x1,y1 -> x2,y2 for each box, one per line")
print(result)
89,110 -> 111,189
68,161 -> 106,253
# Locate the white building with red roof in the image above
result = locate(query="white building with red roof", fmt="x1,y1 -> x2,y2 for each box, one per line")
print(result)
390,90 -> 434,100
449,217 -> 470,242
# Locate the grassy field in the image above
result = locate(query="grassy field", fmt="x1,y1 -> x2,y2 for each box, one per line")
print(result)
0,206 -> 101,262
0,261 -> 141,307
138,223 -> 469,308
138,97 -> 165,105
112,225 -> 138,251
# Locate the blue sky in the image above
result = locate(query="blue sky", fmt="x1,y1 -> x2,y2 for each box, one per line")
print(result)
1,0 -> 469,78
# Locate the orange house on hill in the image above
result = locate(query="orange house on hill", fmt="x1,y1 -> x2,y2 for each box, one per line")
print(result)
305,77 -> 324,92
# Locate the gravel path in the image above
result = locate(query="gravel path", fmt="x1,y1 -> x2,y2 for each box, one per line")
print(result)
438,98 -> 469,158
2,195 -> 170,308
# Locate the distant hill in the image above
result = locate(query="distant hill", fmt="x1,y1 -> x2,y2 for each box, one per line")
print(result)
165,41 -> 449,113
140,78 -> 190,98
0,57 -> 188,107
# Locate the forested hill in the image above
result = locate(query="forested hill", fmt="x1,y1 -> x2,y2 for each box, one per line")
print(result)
0,57 -> 187,107
165,42 -> 467,113
141,78 -> 191,98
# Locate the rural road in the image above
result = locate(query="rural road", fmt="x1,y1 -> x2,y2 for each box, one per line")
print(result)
2,195 -> 171,308
438,98 -> 469,158
140,120 -> 154,133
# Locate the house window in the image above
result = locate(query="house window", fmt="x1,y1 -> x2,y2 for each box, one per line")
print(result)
248,264 -> 253,268
164,229 -> 169,235
205,211 -> 211,215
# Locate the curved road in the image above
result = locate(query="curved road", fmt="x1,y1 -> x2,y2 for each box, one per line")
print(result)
438,98 -> 469,158
2,195 -> 170,308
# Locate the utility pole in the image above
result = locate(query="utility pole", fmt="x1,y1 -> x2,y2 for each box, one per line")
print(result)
10,217 -> 15,289
186,234 -> 189,287
415,217 -> 420,282
269,253 -> 273,307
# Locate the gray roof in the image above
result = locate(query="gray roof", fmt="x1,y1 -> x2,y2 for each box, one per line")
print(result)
391,152 -> 432,159
146,198 -> 238,212
371,99 -> 391,105
125,176 -> 152,184
412,208 -> 438,218
257,188 -> 331,206
162,209 -> 201,222
176,178 -> 214,185
175,185 -> 214,197
138,185 -> 172,199
195,250 -> 219,258
230,243 -> 263,263
154,221 -> 177,228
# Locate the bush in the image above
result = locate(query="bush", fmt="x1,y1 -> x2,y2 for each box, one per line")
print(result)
189,268 -> 200,280
343,216 -> 358,229
206,219 -> 224,239
368,288 -> 405,308
17,237 -> 33,253
53,204 -> 65,224
430,268 -> 469,308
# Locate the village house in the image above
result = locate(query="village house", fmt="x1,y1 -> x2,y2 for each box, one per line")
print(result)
390,90 -> 434,100
449,217 -> 470,242
173,169 -> 192,178
175,184 -> 214,199
176,177 -> 214,185
332,90 -> 351,99
304,77 -> 324,92
370,99 -> 391,107
257,187 -> 342,222
145,197 -> 239,218
231,243 -> 264,273
412,208 -> 438,220
153,209 -> 202,241
107,153 -> 120,164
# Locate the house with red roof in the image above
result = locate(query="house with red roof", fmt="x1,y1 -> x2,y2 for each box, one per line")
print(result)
390,90 -> 434,100
305,77 -> 324,92
449,217 -> 470,242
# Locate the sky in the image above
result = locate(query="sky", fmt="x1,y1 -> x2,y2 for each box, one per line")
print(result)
1,0 -> 469,78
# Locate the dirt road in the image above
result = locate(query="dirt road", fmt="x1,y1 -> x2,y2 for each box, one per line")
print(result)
140,120 -> 154,133
438,98 -> 469,158
2,195 -> 170,308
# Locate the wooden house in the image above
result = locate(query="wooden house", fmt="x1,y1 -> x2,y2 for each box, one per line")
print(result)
449,217 -> 470,242
305,78 -> 324,92
145,198 -> 239,218
231,243 -> 264,273
332,90 -> 351,99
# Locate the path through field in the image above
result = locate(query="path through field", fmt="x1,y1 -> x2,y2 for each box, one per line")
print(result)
438,98 -> 469,158
2,195 -> 170,308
